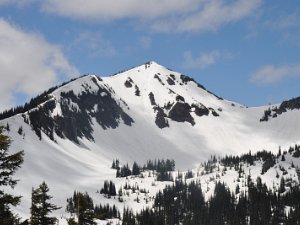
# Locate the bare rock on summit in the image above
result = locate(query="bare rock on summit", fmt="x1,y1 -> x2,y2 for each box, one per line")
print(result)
168,102 -> 195,125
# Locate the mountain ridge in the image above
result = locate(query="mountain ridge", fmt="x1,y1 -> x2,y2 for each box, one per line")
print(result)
1,61 -> 300,222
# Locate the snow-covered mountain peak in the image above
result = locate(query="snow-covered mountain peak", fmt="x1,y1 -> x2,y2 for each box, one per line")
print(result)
1,61 -> 300,169
2,62 -> 300,224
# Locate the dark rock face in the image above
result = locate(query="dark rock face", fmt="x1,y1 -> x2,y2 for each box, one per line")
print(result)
154,74 -> 165,86
169,74 -> 176,80
192,104 -> 209,117
164,102 -> 174,110
210,108 -> 220,117
180,74 -> 195,85
26,78 -> 134,143
280,97 -> 300,110
166,77 -> 175,85
135,85 -> 140,96
149,92 -> 156,106
168,102 -> 195,125
260,97 -> 300,122
154,107 -> 169,129
176,95 -> 185,102
124,79 -> 133,88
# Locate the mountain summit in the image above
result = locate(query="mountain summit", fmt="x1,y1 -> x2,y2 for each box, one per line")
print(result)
1,61 -> 300,167
1,61 -> 300,218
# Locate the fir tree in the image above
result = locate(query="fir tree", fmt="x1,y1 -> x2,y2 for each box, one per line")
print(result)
5,123 -> 10,132
132,162 -> 140,176
30,181 -> 60,225
66,191 -> 96,225
0,127 -> 24,225
17,126 -> 23,136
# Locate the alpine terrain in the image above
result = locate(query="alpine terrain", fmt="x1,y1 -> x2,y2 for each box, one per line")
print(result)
1,61 -> 300,224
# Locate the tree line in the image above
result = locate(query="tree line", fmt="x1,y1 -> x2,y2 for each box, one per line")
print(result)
1,126 -> 300,225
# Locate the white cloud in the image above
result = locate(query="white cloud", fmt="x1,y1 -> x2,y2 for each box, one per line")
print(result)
267,13 -> 300,30
41,0 -> 197,21
39,0 -> 261,33
183,51 -> 220,69
0,0 -> 35,6
163,0 -> 262,32
183,50 -> 233,69
70,31 -> 117,58
251,63 -> 300,84
0,19 -> 79,111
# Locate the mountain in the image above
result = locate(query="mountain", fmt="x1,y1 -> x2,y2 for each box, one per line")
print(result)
1,61 -> 300,221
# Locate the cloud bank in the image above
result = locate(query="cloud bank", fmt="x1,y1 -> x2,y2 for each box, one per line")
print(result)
251,63 -> 300,84
40,0 -> 261,32
0,19 -> 79,111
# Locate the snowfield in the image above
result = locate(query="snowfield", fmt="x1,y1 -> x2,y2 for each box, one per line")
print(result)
1,61 -> 300,223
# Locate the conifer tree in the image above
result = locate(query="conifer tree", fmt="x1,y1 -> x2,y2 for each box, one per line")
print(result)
30,181 -> 60,225
132,162 -> 140,176
0,127 -> 24,225
66,191 -> 96,225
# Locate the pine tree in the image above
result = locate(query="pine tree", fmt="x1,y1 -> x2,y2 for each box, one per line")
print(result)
66,192 -> 96,225
30,181 -> 60,225
0,127 -> 24,225
132,162 -> 140,176
5,123 -> 10,132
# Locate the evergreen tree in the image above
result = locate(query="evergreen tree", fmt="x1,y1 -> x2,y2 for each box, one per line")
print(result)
5,123 -> 10,132
66,191 -> 96,225
30,181 -> 60,225
17,126 -> 23,136
132,162 -> 140,176
0,127 -> 24,225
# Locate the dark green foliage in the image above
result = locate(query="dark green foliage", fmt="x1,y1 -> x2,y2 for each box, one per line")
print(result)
144,159 -> 175,181
143,159 -> 175,172
94,204 -> 120,220
122,208 -> 136,225
30,182 -> 60,225
127,175 -> 300,225
66,191 -> 96,225
115,154 -> 300,225
221,150 -> 276,171
111,159 -> 120,170
0,76 -> 80,121
261,97 -> 300,122
115,159 -> 175,179
0,127 -> 24,225
5,123 -> 10,132
17,126 -> 23,136
261,158 -> 276,174
185,170 -> 193,179
260,107 -> 271,122
291,144 -> 300,158
100,180 -> 116,197
1,75 -> 134,143
132,162 -> 140,176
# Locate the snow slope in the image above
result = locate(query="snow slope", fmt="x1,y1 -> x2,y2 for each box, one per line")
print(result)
1,61 -> 300,222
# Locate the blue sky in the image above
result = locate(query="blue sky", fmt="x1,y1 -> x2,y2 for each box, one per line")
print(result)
0,0 -> 300,110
